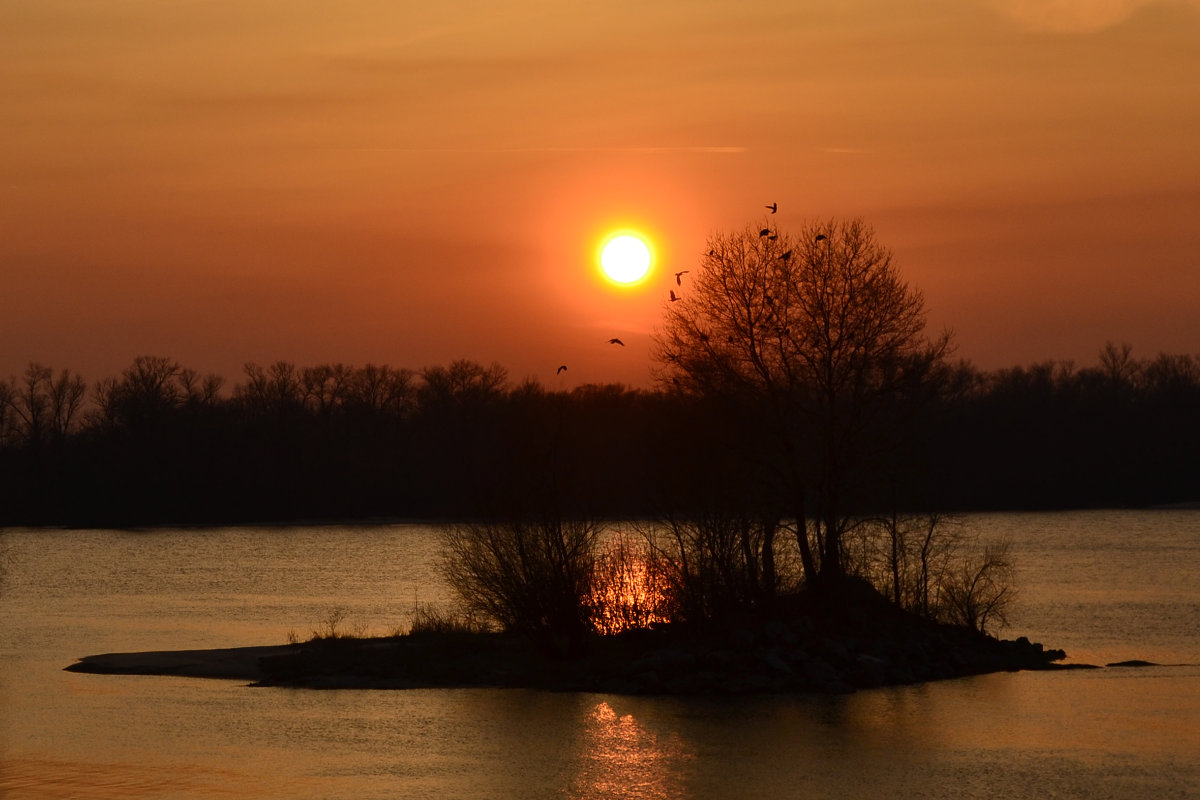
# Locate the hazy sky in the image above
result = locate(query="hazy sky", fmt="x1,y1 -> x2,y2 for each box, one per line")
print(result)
3,0 -> 1198,388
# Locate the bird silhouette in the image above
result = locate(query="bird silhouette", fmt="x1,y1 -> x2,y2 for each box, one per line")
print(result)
607,338 -> 624,346
815,234 -> 827,242
766,203 -> 777,213
780,250 -> 793,261
674,270 -> 689,285
768,233 -> 778,241
759,228 -> 771,237
669,290 -> 680,302
557,365 -> 567,375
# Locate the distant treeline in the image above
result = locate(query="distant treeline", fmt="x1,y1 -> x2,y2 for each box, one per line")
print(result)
1,343 -> 1197,526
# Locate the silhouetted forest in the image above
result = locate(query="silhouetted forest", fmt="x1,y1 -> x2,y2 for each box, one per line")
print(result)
1,343 -> 1196,527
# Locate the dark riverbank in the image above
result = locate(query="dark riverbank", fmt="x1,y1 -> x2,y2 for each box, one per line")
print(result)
68,581 -> 1085,694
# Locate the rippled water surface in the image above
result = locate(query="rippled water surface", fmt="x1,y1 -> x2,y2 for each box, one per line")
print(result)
2,512 -> 1197,799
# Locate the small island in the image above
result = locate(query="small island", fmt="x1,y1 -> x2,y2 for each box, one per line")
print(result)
67,577 -> 1080,694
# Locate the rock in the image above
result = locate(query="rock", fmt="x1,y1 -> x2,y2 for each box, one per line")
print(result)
630,670 -> 661,693
630,648 -> 694,674
764,651 -> 793,675
765,620 -> 796,643
596,677 -> 641,695
798,657 -> 838,688
730,628 -> 756,649
850,654 -> 888,688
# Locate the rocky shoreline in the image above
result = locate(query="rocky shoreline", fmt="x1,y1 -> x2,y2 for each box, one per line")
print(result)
254,581 -> 1082,693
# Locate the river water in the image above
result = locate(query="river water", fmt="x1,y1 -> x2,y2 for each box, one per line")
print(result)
1,511 -> 1197,799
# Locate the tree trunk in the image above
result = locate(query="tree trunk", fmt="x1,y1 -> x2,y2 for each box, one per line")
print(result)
793,492 -> 818,582
761,517 -> 777,602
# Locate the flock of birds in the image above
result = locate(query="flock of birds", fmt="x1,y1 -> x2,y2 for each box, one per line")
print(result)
557,202 -> 827,378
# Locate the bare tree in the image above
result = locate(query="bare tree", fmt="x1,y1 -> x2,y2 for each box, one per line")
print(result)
641,512 -> 794,621
48,369 -> 87,441
939,541 -> 1016,634
347,364 -> 416,418
91,356 -> 186,431
236,362 -> 304,417
302,363 -> 355,415
1099,340 -> 1140,386
9,364 -> 52,447
178,368 -> 225,407
4,364 -> 88,446
440,515 -> 601,646
0,379 -> 13,446
419,360 -> 509,409
845,512 -> 964,618
654,218 -> 952,583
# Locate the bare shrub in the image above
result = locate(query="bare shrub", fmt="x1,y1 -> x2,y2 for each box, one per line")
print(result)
843,516 -> 1018,634
641,513 -> 792,622
939,541 -> 1017,634
408,602 -> 493,636
440,517 -> 601,640
845,513 -> 964,617
586,532 -> 676,634
310,606 -> 369,640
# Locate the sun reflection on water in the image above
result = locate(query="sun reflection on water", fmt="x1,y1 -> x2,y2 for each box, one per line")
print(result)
570,701 -> 692,800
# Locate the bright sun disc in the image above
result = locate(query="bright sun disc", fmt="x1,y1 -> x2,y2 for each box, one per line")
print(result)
600,234 -> 652,284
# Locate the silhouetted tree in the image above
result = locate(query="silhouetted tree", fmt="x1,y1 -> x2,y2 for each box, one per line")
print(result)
0,380 -> 13,447
440,515 -> 602,649
345,364 -> 416,420
2,341 -> 1197,526
940,541 -> 1016,634
236,361 -> 305,419
4,364 -> 86,449
418,359 -> 508,408
301,363 -> 355,416
655,218 -> 952,584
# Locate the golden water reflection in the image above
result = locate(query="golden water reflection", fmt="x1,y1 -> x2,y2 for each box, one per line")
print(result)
569,701 -> 693,800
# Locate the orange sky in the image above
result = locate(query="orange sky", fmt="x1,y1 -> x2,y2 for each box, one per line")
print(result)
3,0 -> 1198,389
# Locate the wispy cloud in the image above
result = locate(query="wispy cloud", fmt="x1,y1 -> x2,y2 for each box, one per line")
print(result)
344,145 -> 747,154
990,0 -> 1200,33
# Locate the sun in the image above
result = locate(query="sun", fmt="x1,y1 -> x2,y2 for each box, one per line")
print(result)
599,233 -> 653,285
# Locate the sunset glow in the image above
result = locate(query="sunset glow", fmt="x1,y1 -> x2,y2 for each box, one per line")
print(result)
587,535 -> 674,635
599,234 -> 653,285
2,1 -> 1199,387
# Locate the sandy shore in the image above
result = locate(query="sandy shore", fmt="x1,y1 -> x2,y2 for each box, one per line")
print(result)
65,644 -> 301,681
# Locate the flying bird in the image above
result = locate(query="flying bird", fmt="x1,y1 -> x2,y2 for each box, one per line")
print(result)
766,203 -> 777,213
674,270 -> 689,285
557,365 -> 567,375
607,338 -> 624,346
759,228 -> 771,237
669,290 -> 680,302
